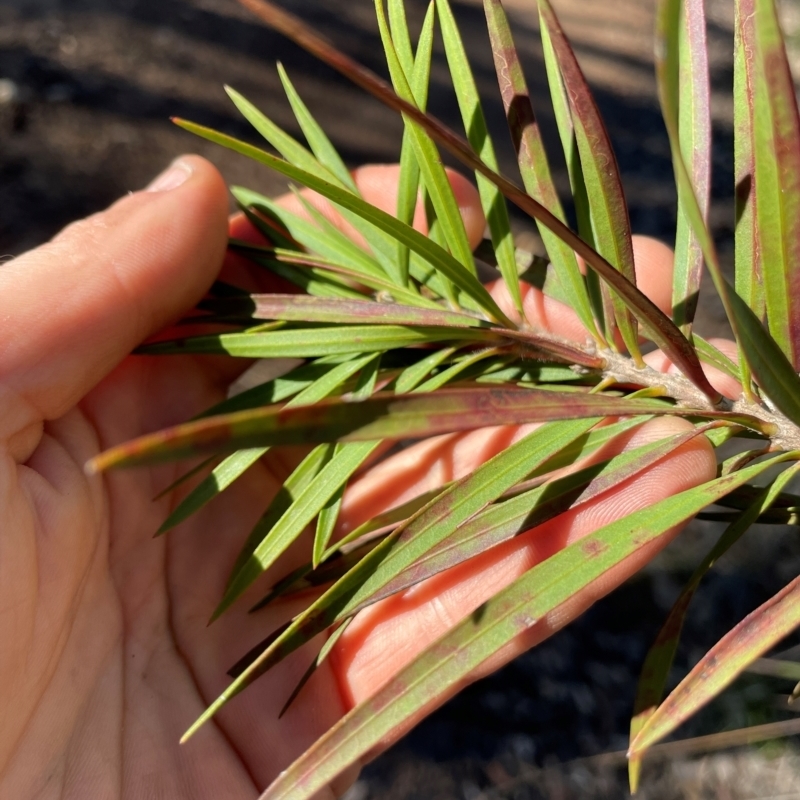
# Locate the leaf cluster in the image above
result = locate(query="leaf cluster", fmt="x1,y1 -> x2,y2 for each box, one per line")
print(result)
87,0 -> 800,794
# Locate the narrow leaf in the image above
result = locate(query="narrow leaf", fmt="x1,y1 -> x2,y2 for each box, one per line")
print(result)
630,523 -> 800,759
278,619 -> 352,717
628,460 -> 800,790
395,346 -> 458,393
174,120 -> 513,325
374,426 -> 716,605
671,0 -> 711,332
156,448 -> 266,536
226,444 -> 331,589
202,293 -> 491,328
155,354 -> 379,535
228,85 -> 406,285
725,282 -> 800,427
257,457 -> 787,799
213,440 -> 379,618
137,324 -> 488,359
276,63 -> 355,190
375,0 -> 476,278
230,0 -> 720,401
88,387 -> 765,473
538,0 -> 639,360
656,0 -> 752,387
437,0 -> 522,316
733,0 -> 763,336
393,0 -> 436,286
239,188 -> 388,283
483,0 -> 599,340
737,0 -> 800,367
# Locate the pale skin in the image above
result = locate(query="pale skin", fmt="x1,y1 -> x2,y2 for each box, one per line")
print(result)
0,155 -> 738,799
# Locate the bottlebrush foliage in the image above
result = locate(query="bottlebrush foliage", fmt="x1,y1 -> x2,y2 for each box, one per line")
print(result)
88,0 -> 800,794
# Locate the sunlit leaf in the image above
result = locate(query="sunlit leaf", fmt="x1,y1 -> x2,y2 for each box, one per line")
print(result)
483,0 -> 599,341
733,0 -> 764,323
230,240 -> 440,308
88,387 -> 767,473
628,459 -> 800,790
228,0 -> 720,401
236,187 -> 388,283
276,63 -> 355,190
227,85 -> 407,285
538,0 -> 639,360
671,0 -> 710,332
156,449 -> 266,536
257,456 -> 786,799
374,0 -> 476,280
373,425 -> 718,605
630,512 -> 800,761
173,122 -> 513,324
656,0 -> 753,390
437,0 -> 522,317
392,0 -> 436,287
214,439 -> 379,619
199,293 -> 491,328
725,282 -> 800,428
137,324 -> 489,359
736,0 -> 800,368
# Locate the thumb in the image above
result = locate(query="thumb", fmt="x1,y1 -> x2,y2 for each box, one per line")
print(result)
0,156 -> 229,438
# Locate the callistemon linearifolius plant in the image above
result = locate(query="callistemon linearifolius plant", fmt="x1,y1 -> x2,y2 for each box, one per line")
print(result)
85,0 -> 800,794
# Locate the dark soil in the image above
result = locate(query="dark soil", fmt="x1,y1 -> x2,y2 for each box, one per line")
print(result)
3,0 -> 800,797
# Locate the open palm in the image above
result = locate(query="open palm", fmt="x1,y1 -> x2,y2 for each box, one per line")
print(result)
1,156 -> 721,799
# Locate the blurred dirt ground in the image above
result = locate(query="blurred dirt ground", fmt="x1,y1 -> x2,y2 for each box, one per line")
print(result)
4,0 -> 800,797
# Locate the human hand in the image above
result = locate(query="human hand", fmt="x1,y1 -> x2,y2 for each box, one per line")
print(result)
0,155 -> 723,799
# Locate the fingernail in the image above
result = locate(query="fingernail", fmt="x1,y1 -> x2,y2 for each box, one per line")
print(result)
145,159 -> 193,193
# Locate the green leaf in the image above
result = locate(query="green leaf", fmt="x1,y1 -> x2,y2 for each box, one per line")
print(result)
413,347 -> 501,392
192,357 -> 346,420
394,346 -> 458,393
213,440 -> 379,619
538,0 -> 640,360
226,443 -> 331,590
257,455 -> 787,800
372,425 -> 716,605
227,86 -> 407,285
313,449 -> 346,568
311,356 -> 382,567
276,63 -> 355,190
671,0 -> 710,333
234,188 -> 388,283
231,241 -> 440,308
733,0 -> 764,331
201,293 -> 491,328
436,0 -> 522,317
88,387 -> 765,473
227,0 -> 719,402
278,618 -> 352,717
691,334 -> 740,382
736,0 -> 800,368
155,448 -> 266,536
393,0 -> 436,287
183,418 -> 602,739
338,419 -> 602,613
656,0 -> 754,390
136,324 -> 488,359
725,281 -> 800,428
374,0 -> 476,281
174,120 -> 513,325
627,459 -> 800,790
482,0 -> 599,341
630,506 -> 800,762
156,353 -> 381,536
